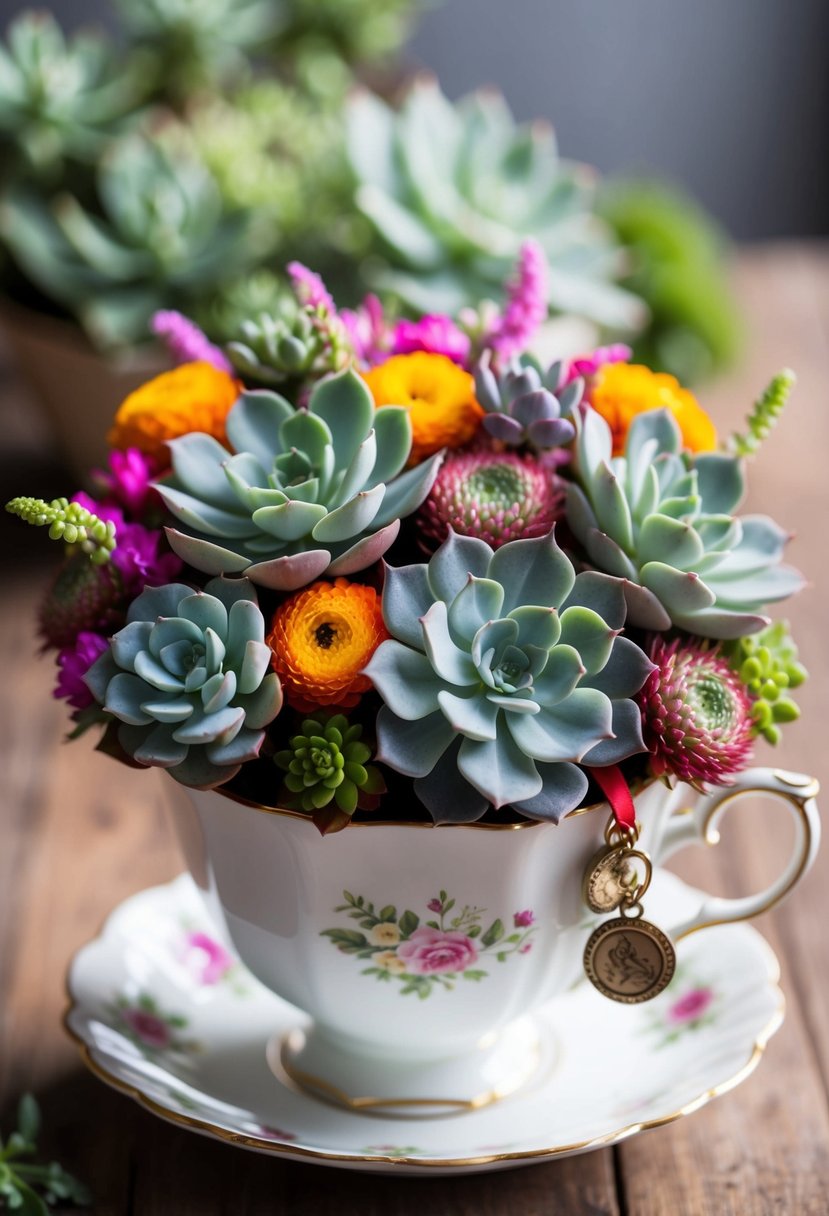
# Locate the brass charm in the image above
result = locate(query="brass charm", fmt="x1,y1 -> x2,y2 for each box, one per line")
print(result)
582,814 -> 675,1004
583,909 -> 676,1004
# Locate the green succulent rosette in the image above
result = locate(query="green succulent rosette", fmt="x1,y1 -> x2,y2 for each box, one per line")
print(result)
567,406 -> 804,638
346,79 -> 644,330
275,713 -> 385,833
84,577 -> 282,788
156,368 -> 442,591
364,530 -> 653,824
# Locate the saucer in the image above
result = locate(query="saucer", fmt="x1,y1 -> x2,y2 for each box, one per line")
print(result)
65,871 -> 783,1175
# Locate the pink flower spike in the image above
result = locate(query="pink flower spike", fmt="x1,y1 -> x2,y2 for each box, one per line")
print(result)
151,311 -> 231,373
566,343 -> 632,384
340,294 -> 391,365
287,261 -> 336,313
513,909 -> 536,928
91,448 -> 159,519
489,240 -> 549,360
392,314 -> 471,365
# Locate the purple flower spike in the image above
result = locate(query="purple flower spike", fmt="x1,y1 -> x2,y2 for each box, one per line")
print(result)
287,261 -> 336,312
151,311 -> 231,373
341,294 -> 391,366
488,240 -> 549,360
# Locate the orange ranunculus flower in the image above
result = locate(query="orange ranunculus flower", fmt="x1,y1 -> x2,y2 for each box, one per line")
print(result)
267,578 -> 389,712
361,352 -> 483,465
108,361 -> 241,461
589,362 -> 717,456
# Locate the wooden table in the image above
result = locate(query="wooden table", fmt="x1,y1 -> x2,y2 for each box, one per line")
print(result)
2,244 -> 828,1213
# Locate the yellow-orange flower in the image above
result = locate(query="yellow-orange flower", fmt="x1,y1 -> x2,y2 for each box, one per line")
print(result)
267,579 -> 389,712
589,363 -> 717,456
108,361 -> 241,461
362,352 -> 483,465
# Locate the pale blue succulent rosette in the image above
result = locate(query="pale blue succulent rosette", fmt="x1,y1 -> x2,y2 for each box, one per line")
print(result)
364,530 -> 654,824
474,355 -> 582,451
84,577 -> 282,789
567,406 -> 804,638
155,368 -> 442,591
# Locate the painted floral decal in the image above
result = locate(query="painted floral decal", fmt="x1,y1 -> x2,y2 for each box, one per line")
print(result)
321,890 -> 537,998
178,925 -> 250,996
643,969 -> 718,1047
106,993 -> 201,1058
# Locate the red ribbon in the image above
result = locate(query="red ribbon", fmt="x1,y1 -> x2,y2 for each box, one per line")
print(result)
588,765 -> 636,832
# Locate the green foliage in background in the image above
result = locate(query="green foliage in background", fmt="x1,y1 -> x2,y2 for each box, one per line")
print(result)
0,1093 -> 90,1213
600,178 -> 742,385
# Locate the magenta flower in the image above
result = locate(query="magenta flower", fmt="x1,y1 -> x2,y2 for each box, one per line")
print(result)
397,926 -> 478,975
566,343 -> 632,384
426,898 -> 443,914
340,294 -> 391,365
121,1007 -> 171,1049
151,310 -> 231,373
54,631 -> 109,710
488,240 -> 549,360
667,986 -> 714,1026
519,943 -> 533,954
513,910 -> 536,928
183,932 -> 234,985
91,448 -> 159,519
287,261 -> 336,312
111,522 -> 183,594
392,314 -> 470,364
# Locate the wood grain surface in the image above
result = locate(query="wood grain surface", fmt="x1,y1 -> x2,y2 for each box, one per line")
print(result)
1,244 -> 828,1214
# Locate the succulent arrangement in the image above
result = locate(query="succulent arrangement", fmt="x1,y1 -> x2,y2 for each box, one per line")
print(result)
8,254 -> 809,834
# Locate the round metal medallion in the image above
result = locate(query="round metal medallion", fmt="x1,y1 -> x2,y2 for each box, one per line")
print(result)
582,845 -> 634,914
583,917 -> 676,1004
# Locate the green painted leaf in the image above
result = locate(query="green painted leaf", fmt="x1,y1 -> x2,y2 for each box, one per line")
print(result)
398,910 -> 419,936
481,919 -> 504,947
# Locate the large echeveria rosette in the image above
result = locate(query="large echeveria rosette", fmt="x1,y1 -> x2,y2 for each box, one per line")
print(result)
84,577 -> 282,788
364,530 -> 654,823
156,369 -> 442,591
567,406 -> 804,638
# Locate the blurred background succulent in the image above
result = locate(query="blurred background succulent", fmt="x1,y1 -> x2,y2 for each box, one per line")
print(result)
157,369 -> 442,589
0,134 -> 252,347
346,79 -> 646,332
599,178 -> 742,385
85,577 -> 283,788
568,406 -> 804,637
365,530 -> 653,823
0,11 -> 150,184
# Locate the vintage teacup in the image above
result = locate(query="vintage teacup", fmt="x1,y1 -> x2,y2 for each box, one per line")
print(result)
165,767 -> 819,1116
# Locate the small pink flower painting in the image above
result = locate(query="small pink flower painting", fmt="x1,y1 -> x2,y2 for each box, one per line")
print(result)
183,931 -> 234,986
108,993 -> 200,1057
322,889 -> 537,998
644,974 -> 718,1047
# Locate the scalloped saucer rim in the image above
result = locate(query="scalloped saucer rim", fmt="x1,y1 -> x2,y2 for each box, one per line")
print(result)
64,872 -> 784,1175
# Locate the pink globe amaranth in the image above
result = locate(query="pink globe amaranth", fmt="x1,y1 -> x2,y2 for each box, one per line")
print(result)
667,986 -> 714,1025
122,1008 -> 171,1049
638,637 -> 754,789
417,448 -> 565,551
397,926 -> 479,975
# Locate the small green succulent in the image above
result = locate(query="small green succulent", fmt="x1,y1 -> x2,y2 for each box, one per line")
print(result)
157,368 -> 442,590
226,294 -> 353,387
115,0 -> 282,98
276,713 -> 385,824
84,578 -> 282,788
567,406 -> 804,638
346,80 -> 644,330
0,134 -> 251,348
364,530 -> 653,823
5,495 -> 116,564
0,12 -> 149,181
474,355 -> 581,450
723,620 -> 807,744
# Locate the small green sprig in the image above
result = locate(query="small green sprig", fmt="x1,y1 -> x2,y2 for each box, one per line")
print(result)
723,621 -> 807,744
731,369 -> 796,458
0,1094 -> 91,1213
5,497 -> 116,564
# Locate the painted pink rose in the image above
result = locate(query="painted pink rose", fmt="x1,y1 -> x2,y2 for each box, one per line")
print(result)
667,986 -> 714,1025
122,1008 -> 171,1049
184,932 -> 234,985
513,910 -> 535,928
397,926 -> 478,975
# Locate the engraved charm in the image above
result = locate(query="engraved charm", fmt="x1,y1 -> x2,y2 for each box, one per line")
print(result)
583,914 -> 676,1004
583,845 -> 637,914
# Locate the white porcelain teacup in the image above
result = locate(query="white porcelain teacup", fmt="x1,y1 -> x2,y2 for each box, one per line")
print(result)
165,767 -> 819,1116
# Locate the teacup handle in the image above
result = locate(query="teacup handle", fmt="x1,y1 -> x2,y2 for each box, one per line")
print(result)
655,767 -> 820,941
